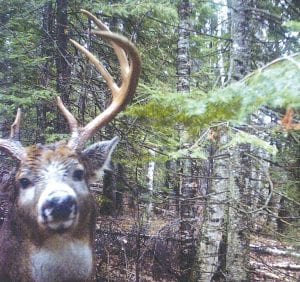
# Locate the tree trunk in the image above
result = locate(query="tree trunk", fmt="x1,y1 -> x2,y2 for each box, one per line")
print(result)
146,149 -> 155,216
177,0 -> 191,93
176,1 -> 196,281
226,144 -> 251,281
56,0 -> 70,132
216,0 -> 227,86
225,1 -> 254,280
227,0 -> 252,82
37,1 -> 54,143
191,135 -> 229,281
193,1 -> 255,280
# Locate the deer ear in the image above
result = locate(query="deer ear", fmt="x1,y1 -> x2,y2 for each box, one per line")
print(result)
82,136 -> 119,175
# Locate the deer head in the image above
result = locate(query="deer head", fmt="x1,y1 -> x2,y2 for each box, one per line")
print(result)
0,10 -> 140,282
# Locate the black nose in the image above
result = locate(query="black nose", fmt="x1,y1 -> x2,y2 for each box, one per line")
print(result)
42,195 -> 78,221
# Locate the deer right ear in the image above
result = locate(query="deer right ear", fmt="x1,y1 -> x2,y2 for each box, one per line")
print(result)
82,136 -> 119,177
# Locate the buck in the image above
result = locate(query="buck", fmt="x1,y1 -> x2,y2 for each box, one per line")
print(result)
0,10 -> 140,282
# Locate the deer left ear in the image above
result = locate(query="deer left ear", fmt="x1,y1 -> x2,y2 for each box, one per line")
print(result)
82,136 -> 119,175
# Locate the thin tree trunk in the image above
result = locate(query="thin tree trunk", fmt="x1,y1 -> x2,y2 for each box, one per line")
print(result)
147,149 -> 155,216
216,0 -> 227,86
37,1 -> 54,143
56,0 -> 70,132
177,0 -> 191,93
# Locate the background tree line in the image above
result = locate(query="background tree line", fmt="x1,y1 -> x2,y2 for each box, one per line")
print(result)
0,0 -> 299,281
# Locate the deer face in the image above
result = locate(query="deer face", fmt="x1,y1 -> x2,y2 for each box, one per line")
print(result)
14,138 -> 118,234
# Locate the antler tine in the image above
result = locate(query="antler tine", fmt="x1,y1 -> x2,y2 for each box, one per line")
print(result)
57,97 -> 79,134
0,109 -> 26,160
81,9 -> 108,32
91,31 -> 130,93
10,108 -> 21,140
69,39 -> 118,95
80,9 -> 130,80
88,31 -> 140,106
67,11 -> 141,150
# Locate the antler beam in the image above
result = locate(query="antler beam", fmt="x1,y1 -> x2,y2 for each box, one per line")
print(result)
59,9 -> 141,150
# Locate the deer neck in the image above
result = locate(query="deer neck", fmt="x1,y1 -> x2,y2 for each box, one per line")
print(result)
2,203 -> 96,282
31,235 -> 94,282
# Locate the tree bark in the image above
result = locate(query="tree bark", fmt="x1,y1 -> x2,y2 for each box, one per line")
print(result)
37,1 -> 54,143
176,1 -> 195,281
225,1 -> 254,280
56,0 -> 70,132
177,0 -> 190,93
146,149 -> 155,216
226,144 -> 251,281
227,0 -> 253,82
191,135 -> 229,281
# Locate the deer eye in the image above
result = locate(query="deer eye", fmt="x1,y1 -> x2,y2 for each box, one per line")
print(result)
73,169 -> 85,181
18,178 -> 32,189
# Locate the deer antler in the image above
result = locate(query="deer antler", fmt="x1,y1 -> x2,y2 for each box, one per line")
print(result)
0,108 -> 26,160
59,9 -> 141,150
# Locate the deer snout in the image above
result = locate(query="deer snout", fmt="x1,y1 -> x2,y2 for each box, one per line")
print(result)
38,186 -> 79,231
42,194 -> 78,221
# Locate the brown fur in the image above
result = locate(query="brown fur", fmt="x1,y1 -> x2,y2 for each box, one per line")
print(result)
0,141 -> 111,282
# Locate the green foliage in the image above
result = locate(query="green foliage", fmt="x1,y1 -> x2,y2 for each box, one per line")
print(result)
127,54 -> 300,159
45,133 -> 69,143
94,0 -> 178,21
284,20 -> 300,32
224,130 -> 278,156
0,0 -> 52,119
169,147 -> 207,160
129,54 -> 300,129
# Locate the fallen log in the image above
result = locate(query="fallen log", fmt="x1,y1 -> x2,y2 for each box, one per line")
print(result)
254,269 -> 280,280
252,261 -> 300,271
250,244 -> 300,258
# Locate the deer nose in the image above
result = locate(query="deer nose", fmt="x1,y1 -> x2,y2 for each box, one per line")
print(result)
42,194 -> 78,221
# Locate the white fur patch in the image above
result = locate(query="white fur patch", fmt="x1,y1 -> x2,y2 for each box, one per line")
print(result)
42,161 -> 68,182
31,239 -> 93,282
47,218 -> 74,231
18,186 -> 35,206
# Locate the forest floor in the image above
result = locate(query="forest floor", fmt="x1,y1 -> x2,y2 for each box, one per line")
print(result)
95,214 -> 300,282
250,236 -> 300,281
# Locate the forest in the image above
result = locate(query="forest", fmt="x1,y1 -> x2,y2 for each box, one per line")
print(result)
0,0 -> 299,281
